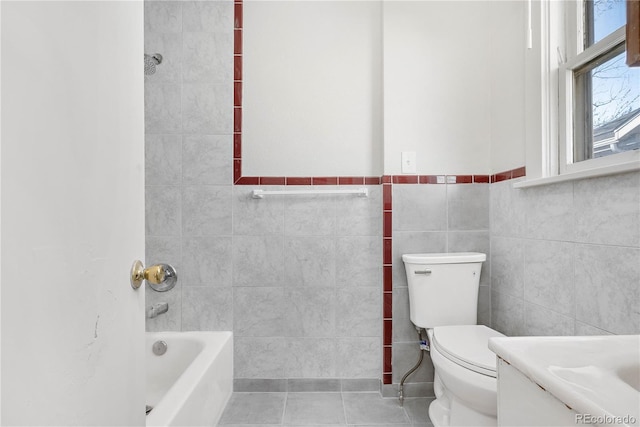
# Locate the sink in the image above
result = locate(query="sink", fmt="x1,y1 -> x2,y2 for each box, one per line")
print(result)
617,363 -> 640,392
489,335 -> 640,426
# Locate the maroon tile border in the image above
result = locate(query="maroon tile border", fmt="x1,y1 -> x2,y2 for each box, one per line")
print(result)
313,177 -> 338,185
259,177 -> 285,185
285,177 -> 312,186
383,266 -> 392,292
382,178 -> 393,384
490,166 -> 527,183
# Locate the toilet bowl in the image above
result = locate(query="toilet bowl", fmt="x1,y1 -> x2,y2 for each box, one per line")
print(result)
427,325 -> 505,427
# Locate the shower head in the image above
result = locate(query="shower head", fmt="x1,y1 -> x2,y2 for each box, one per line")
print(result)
144,53 -> 163,75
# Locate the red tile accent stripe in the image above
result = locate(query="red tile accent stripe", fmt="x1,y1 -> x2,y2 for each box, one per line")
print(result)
491,166 -> 527,183
259,177 -> 285,185
232,176 -> 388,185
234,108 -> 242,133
383,266 -> 392,292
364,176 -> 381,185
383,292 -> 393,319
236,176 -> 259,185
512,166 -> 526,178
392,175 -> 418,184
285,177 -> 312,186
312,177 -> 338,185
234,3 -> 243,29
383,372 -> 392,385
234,82 -> 242,107
382,185 -> 392,211
492,171 -> 511,183
383,212 -> 392,238
234,29 -> 242,55
234,56 -> 242,81
450,175 -> 473,184
383,320 -> 392,345
233,159 -> 241,183
385,173 -> 528,184
383,347 -> 392,372
419,175 -> 442,184
233,134 -> 242,159
383,238 -> 392,265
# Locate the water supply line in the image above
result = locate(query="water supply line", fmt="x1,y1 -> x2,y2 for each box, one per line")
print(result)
398,327 -> 429,407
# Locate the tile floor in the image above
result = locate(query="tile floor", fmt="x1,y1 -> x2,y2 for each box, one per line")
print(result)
219,392 -> 435,427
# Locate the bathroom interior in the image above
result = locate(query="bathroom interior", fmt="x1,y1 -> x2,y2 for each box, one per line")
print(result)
1,0 -> 639,426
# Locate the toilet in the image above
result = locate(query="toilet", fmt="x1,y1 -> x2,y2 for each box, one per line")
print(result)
402,252 -> 505,427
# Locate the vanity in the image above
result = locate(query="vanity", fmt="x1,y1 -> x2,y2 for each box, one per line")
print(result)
489,335 -> 640,427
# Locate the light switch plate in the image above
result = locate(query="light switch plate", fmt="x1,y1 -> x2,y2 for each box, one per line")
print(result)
401,151 -> 416,174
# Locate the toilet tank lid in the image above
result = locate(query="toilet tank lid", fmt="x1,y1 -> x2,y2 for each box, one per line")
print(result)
402,252 -> 486,264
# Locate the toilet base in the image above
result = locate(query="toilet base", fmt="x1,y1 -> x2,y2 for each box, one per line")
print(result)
428,391 -> 497,427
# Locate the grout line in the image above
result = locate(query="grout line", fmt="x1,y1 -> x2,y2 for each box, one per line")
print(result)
280,391 -> 288,426
341,390 -> 349,425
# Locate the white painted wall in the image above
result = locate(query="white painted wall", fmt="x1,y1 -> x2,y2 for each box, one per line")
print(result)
243,1 -> 528,177
242,0 -> 383,176
1,2 -> 145,425
383,1 -> 493,176
489,1 -> 527,174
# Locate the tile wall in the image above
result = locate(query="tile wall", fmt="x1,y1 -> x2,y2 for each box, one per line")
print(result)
490,171 -> 640,337
144,1 -> 382,385
387,180 -> 491,396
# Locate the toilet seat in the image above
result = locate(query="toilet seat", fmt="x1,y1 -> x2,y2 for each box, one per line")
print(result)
430,325 -> 505,378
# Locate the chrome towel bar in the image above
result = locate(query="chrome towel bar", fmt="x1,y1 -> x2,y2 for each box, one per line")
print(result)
252,188 -> 368,199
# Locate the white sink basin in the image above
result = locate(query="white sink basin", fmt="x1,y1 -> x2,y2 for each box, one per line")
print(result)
617,363 -> 640,392
489,335 -> 640,426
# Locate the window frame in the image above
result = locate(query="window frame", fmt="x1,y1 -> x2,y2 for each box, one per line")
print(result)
557,2 -> 640,176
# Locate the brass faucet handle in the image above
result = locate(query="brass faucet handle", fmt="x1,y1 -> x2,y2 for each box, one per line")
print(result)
130,260 -> 178,292
143,264 -> 166,285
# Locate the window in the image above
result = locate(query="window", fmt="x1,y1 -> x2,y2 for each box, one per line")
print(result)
559,0 -> 640,174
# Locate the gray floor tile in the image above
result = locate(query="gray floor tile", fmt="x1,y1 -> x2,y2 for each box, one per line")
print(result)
348,425 -> 412,427
223,425 -> 282,427
401,398 -> 433,424
283,393 -> 347,425
343,393 -> 410,425
219,393 -> 286,425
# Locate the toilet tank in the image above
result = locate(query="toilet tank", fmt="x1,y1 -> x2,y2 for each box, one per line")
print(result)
402,252 -> 486,329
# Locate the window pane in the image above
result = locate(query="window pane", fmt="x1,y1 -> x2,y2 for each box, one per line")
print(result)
574,50 -> 640,160
585,0 -> 626,46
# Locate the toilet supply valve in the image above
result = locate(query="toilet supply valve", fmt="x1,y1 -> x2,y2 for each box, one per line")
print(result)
420,339 -> 429,351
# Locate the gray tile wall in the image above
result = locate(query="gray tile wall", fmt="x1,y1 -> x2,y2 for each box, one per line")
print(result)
489,171 -> 640,337
391,183 -> 491,395
144,0 -> 382,384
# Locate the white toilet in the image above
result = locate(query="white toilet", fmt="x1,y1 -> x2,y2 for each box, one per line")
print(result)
402,252 -> 505,427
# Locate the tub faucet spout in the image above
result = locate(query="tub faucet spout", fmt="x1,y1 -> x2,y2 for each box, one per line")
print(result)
147,302 -> 169,319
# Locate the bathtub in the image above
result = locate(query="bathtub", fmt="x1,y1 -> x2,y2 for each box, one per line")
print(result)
145,331 -> 233,427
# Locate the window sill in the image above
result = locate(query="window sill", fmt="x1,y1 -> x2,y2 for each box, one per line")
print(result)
513,157 -> 640,188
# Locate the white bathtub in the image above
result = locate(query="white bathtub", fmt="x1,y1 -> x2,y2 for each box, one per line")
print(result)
145,331 -> 233,427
